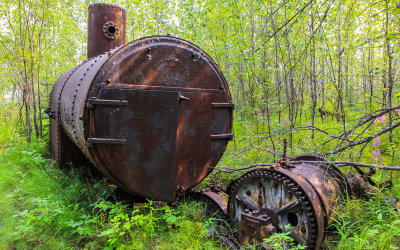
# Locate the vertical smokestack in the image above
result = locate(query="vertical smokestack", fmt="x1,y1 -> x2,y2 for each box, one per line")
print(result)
88,3 -> 127,59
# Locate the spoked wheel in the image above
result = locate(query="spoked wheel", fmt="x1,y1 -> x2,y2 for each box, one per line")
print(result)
227,168 -> 325,249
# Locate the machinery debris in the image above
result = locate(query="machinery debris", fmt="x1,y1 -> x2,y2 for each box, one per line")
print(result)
48,3 -> 398,249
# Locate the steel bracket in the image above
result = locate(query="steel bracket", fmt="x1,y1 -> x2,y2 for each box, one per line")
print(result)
87,98 -> 128,107
87,137 -> 127,147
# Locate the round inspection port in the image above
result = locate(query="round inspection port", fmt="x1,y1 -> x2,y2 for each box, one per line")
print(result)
103,21 -> 120,40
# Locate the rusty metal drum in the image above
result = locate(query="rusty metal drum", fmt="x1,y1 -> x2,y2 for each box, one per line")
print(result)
49,36 -> 233,202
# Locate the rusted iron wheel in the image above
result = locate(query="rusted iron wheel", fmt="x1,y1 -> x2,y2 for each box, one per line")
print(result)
227,168 -> 325,249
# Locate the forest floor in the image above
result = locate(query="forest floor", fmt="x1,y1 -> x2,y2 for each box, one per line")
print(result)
0,117 -> 400,249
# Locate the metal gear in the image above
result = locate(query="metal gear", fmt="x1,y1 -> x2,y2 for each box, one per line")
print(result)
227,167 -> 325,249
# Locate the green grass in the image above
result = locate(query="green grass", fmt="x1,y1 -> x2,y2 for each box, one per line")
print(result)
325,192 -> 400,249
1,110 -> 400,249
0,140 -> 221,249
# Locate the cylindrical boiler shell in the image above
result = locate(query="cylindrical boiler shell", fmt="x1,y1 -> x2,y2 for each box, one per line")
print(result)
50,36 -> 233,202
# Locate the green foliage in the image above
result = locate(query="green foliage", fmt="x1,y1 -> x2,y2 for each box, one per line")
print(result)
263,225 -> 307,250
93,200 -> 218,249
327,191 -> 400,249
0,139 -> 221,249
0,0 -> 399,249
0,140 -> 108,248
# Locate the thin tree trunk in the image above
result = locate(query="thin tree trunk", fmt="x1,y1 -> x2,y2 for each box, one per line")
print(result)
385,0 -> 394,142
310,11 -> 316,139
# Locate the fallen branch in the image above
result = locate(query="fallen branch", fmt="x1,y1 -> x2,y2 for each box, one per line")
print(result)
288,160 -> 400,171
324,105 -> 400,146
326,120 -> 400,155
216,163 -> 275,173
216,160 -> 400,173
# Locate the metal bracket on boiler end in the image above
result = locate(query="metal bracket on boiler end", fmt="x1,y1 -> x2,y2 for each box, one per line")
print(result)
87,138 -> 127,145
85,96 -> 128,148
178,93 -> 190,102
210,134 -> 234,140
44,108 -> 56,119
211,103 -> 235,109
87,98 -> 128,106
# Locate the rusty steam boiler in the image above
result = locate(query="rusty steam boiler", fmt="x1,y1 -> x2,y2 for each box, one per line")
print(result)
48,3 -> 233,202
47,3 -> 388,249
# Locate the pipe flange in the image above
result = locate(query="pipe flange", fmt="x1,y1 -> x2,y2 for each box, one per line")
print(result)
103,21 -> 120,40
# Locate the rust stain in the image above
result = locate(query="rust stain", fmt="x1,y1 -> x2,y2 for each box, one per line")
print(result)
50,10 -> 232,203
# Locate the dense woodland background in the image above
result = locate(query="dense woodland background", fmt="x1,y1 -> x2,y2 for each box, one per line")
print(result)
1,0 -> 400,157
0,0 -> 400,249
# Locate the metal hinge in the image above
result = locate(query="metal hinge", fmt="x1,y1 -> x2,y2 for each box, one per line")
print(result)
87,137 -> 127,147
87,98 -> 128,108
44,108 -> 56,119
211,103 -> 234,109
210,133 -> 233,140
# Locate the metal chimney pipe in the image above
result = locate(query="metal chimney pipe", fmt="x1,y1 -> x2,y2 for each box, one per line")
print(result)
87,3 -> 126,59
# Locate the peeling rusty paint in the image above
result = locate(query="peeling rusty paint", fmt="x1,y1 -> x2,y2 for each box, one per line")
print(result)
88,3 -> 126,58
50,32 -> 232,202
227,155 -> 351,249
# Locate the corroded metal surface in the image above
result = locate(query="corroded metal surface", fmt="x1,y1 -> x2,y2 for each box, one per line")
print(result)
88,3 -> 126,58
49,65 -> 92,168
346,171 -> 375,199
227,167 -> 325,249
226,155 -> 350,249
238,209 -> 277,242
84,36 -> 233,201
50,35 -> 233,202
199,184 -> 229,215
290,155 -> 350,226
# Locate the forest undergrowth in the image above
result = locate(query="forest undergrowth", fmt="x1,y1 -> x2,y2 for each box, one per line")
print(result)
1,109 -> 400,249
1,0 -> 399,249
